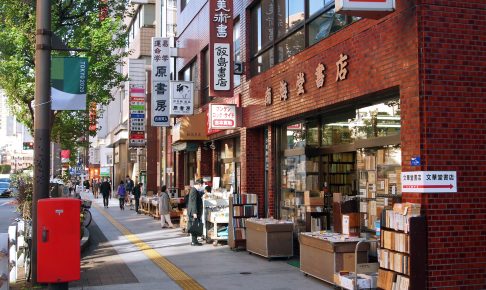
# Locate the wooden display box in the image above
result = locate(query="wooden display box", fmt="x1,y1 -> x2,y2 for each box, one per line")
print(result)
299,234 -> 369,284
246,220 -> 294,259
304,190 -> 324,206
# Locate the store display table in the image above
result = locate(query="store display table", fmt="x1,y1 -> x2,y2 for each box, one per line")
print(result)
299,232 -> 369,284
246,218 -> 294,259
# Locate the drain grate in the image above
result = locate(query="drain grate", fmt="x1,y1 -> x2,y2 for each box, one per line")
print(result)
239,272 -> 252,275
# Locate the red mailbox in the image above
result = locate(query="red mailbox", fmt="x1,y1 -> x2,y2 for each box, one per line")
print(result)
37,198 -> 81,283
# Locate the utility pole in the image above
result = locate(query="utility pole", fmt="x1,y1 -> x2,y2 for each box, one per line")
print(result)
33,0 -> 52,284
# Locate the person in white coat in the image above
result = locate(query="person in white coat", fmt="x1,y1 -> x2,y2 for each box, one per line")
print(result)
159,185 -> 174,228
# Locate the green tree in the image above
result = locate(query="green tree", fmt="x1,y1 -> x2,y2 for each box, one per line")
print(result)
0,0 -> 130,153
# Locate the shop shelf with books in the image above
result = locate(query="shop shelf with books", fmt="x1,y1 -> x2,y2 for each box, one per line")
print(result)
377,205 -> 426,290
228,193 -> 258,250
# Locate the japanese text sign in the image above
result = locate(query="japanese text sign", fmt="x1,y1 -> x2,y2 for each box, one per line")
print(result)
151,37 -> 171,126
129,85 -> 146,146
151,37 -> 170,82
170,81 -> 194,115
401,171 -> 457,193
210,0 -> 233,96
209,104 -> 237,130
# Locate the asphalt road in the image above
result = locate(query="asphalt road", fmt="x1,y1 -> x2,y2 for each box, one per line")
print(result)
0,197 -> 20,233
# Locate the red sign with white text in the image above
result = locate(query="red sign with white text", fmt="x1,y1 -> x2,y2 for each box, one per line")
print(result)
208,104 -> 237,130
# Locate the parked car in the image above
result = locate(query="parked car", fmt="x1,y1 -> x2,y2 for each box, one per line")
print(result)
0,182 -> 11,197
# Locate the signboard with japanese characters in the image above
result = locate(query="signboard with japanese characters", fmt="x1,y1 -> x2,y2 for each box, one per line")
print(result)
401,171 -> 457,193
151,37 -> 171,126
129,85 -> 146,147
208,104 -> 237,130
213,43 -> 231,91
210,0 -> 233,97
170,81 -> 194,115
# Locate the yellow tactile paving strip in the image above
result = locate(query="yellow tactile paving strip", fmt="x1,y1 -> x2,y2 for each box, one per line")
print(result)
95,204 -> 205,290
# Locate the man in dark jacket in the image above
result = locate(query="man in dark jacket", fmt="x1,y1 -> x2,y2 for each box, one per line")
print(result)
100,178 -> 112,208
133,182 -> 142,213
187,179 -> 204,246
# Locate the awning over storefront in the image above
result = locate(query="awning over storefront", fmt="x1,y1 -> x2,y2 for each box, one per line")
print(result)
172,113 -> 208,143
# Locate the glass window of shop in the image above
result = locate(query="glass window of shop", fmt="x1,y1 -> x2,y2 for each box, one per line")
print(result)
278,98 -> 401,234
218,138 -> 241,192
250,0 -> 360,76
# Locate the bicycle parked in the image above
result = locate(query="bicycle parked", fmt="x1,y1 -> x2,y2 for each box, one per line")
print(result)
81,199 -> 92,227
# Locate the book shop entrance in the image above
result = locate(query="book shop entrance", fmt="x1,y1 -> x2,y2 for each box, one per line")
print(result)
276,95 -> 402,238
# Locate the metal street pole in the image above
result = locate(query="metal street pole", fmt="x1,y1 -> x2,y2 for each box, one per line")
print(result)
33,0 -> 52,284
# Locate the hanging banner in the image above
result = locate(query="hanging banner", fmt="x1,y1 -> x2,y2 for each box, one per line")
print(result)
51,56 -> 88,110
151,37 -> 171,126
60,150 -> 71,164
170,81 -> 194,115
208,104 -> 237,130
129,85 -> 146,147
209,0 -> 233,97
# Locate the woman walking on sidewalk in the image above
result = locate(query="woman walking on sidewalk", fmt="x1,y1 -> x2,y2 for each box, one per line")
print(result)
117,180 -> 126,210
159,185 -> 174,228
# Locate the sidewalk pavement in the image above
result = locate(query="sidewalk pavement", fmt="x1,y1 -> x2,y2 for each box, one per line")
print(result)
73,195 -> 335,290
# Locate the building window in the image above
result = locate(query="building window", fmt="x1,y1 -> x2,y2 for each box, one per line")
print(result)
201,48 -> 211,105
181,0 -> 191,11
234,19 -> 241,87
250,0 -> 359,76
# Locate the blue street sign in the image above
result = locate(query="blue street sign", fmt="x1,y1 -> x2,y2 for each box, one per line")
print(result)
411,156 -> 421,166
131,113 -> 145,119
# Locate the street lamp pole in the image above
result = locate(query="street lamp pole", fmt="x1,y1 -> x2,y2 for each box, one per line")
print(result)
33,0 -> 52,284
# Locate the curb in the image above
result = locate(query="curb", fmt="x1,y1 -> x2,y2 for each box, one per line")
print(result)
81,226 -> 90,252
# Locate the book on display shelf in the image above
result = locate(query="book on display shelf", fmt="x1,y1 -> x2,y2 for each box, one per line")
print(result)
228,193 -> 258,250
377,203 -> 426,290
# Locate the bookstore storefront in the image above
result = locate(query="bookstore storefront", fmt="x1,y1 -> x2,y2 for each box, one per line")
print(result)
277,94 -> 401,236
213,137 -> 241,193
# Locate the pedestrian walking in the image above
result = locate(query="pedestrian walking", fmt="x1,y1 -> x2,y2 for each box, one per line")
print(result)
159,185 -> 174,228
125,176 -> 134,205
100,178 -> 111,208
133,182 -> 142,213
117,180 -> 126,210
92,179 -> 99,198
187,179 -> 204,246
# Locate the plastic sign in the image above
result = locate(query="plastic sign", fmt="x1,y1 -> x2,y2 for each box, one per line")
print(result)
401,171 -> 457,193
209,104 -> 237,130
170,81 -> 194,115
335,0 -> 395,19
129,85 -> 146,147
151,37 -> 171,127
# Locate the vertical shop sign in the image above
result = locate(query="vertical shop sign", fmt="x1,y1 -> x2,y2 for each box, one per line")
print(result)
170,81 -> 194,115
209,104 -> 237,130
129,85 -> 146,147
210,0 -> 233,97
151,37 -> 171,126
89,102 -> 97,132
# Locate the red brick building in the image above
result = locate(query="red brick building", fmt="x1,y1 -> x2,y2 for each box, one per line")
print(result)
172,0 -> 486,288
